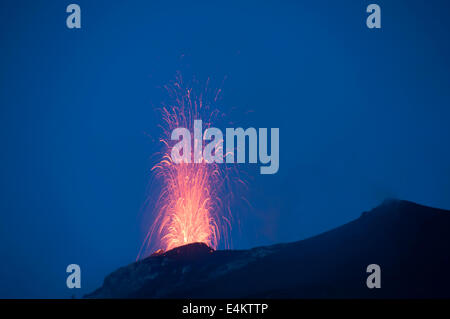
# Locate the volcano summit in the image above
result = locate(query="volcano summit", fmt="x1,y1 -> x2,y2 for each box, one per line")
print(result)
87,199 -> 450,298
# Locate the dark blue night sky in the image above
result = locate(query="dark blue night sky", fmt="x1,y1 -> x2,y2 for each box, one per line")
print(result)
1,0 -> 449,298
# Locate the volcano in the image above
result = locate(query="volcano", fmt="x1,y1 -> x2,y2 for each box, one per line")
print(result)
86,199 -> 450,298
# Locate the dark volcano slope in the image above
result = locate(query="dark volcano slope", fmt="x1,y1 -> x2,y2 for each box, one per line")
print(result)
86,200 -> 450,298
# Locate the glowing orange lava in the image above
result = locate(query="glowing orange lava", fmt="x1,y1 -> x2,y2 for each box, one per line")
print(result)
138,76 -> 238,257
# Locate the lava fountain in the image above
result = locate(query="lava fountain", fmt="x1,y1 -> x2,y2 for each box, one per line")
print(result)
138,76 -> 240,258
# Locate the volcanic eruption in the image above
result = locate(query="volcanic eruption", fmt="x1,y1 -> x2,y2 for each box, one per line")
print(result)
137,75 -> 240,258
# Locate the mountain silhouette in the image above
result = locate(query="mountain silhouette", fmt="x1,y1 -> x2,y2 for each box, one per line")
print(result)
86,199 -> 450,298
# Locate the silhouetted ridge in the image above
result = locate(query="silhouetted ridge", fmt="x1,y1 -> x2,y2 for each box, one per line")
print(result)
150,242 -> 214,260
86,199 -> 450,298
361,199 -> 449,218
